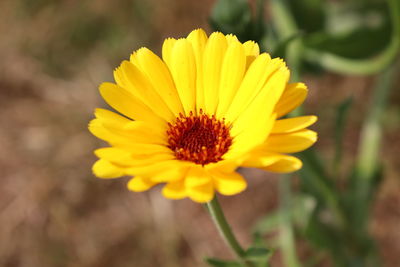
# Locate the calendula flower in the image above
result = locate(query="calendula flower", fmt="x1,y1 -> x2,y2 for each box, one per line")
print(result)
89,29 -> 317,203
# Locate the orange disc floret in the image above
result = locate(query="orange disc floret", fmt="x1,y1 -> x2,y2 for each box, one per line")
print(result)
167,109 -> 232,165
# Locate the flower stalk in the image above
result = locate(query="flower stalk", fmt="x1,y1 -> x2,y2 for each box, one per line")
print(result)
353,62 -> 397,228
206,196 -> 252,267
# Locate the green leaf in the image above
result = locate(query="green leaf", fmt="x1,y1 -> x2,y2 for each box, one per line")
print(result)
271,32 -> 303,58
245,247 -> 272,261
253,194 -> 316,236
305,211 -> 342,252
205,258 -> 242,267
209,0 -> 266,43
291,194 -> 316,229
304,23 -> 391,59
345,163 -> 383,230
302,0 -> 400,74
333,97 -> 353,175
287,0 -> 326,33
252,210 -> 281,235
298,150 -> 348,228
304,0 -> 391,59
251,232 -> 266,247
210,0 -> 251,38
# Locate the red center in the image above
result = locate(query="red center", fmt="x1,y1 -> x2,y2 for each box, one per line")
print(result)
167,110 -> 232,165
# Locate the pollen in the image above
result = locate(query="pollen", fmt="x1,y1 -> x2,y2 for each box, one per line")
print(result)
167,110 -> 233,165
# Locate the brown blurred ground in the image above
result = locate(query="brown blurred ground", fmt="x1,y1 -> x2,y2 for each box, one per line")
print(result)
0,0 -> 399,267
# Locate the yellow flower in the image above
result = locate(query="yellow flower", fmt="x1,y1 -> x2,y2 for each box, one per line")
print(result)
89,29 -> 317,203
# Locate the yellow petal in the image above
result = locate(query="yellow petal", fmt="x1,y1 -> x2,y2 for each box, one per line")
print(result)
242,150 -> 303,173
225,54 -> 276,121
187,182 -> 214,203
264,129 -> 318,153
99,82 -> 165,125
89,119 -> 132,144
89,118 -> 167,146
227,113 -> 275,160
113,143 -> 172,154
170,39 -> 197,115
229,65 -> 289,156
95,147 -> 174,167
184,167 -> 212,188
131,48 -> 184,116
242,151 -> 282,168
94,108 -> 131,125
125,160 -> 192,183
275,82 -> 308,118
187,29 -> 208,112
271,116 -> 317,134
162,180 -> 187,199
116,60 -> 174,121
95,147 -> 131,161
216,41 -> 246,118
93,108 -> 132,131
243,40 -> 260,56
122,121 -> 166,140
225,34 -> 239,45
116,153 -> 174,169
211,171 -> 247,196
162,38 -> 177,68
113,65 -> 129,89
261,155 -> 302,173
92,159 -> 124,179
243,40 -> 260,69
205,159 -> 240,172
127,176 -> 156,192
202,32 -> 228,114
149,164 -> 190,183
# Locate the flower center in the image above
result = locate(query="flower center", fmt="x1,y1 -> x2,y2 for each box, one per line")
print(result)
167,110 -> 233,165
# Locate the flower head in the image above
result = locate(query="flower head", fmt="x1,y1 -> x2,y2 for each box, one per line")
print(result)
89,29 -> 317,203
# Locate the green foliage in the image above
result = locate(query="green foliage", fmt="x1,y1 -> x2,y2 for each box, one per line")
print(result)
243,245 -> 273,266
205,258 -> 242,267
305,24 -> 391,59
271,33 -> 304,59
253,194 -> 315,236
209,0 -> 266,43
205,219 -> 273,267
303,0 -> 392,60
333,97 -> 353,175
209,0 -> 399,266
287,0 -> 326,33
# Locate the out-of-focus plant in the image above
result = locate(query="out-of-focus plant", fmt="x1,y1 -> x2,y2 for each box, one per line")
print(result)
211,0 -> 399,266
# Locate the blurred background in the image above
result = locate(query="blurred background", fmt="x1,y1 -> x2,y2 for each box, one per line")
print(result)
0,0 -> 399,266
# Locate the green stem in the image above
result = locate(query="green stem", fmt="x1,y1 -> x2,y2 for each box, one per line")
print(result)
270,2 -> 303,265
272,0 -> 348,231
206,196 -> 251,267
356,64 -> 396,180
279,176 -> 301,267
270,0 -> 303,81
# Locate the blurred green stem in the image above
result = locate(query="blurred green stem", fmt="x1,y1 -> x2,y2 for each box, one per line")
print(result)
304,0 -> 400,75
206,196 -> 252,267
356,63 -> 397,192
270,0 -> 303,82
255,0 -> 266,33
279,176 -> 301,267
271,2 -> 304,266
272,0 -> 348,230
